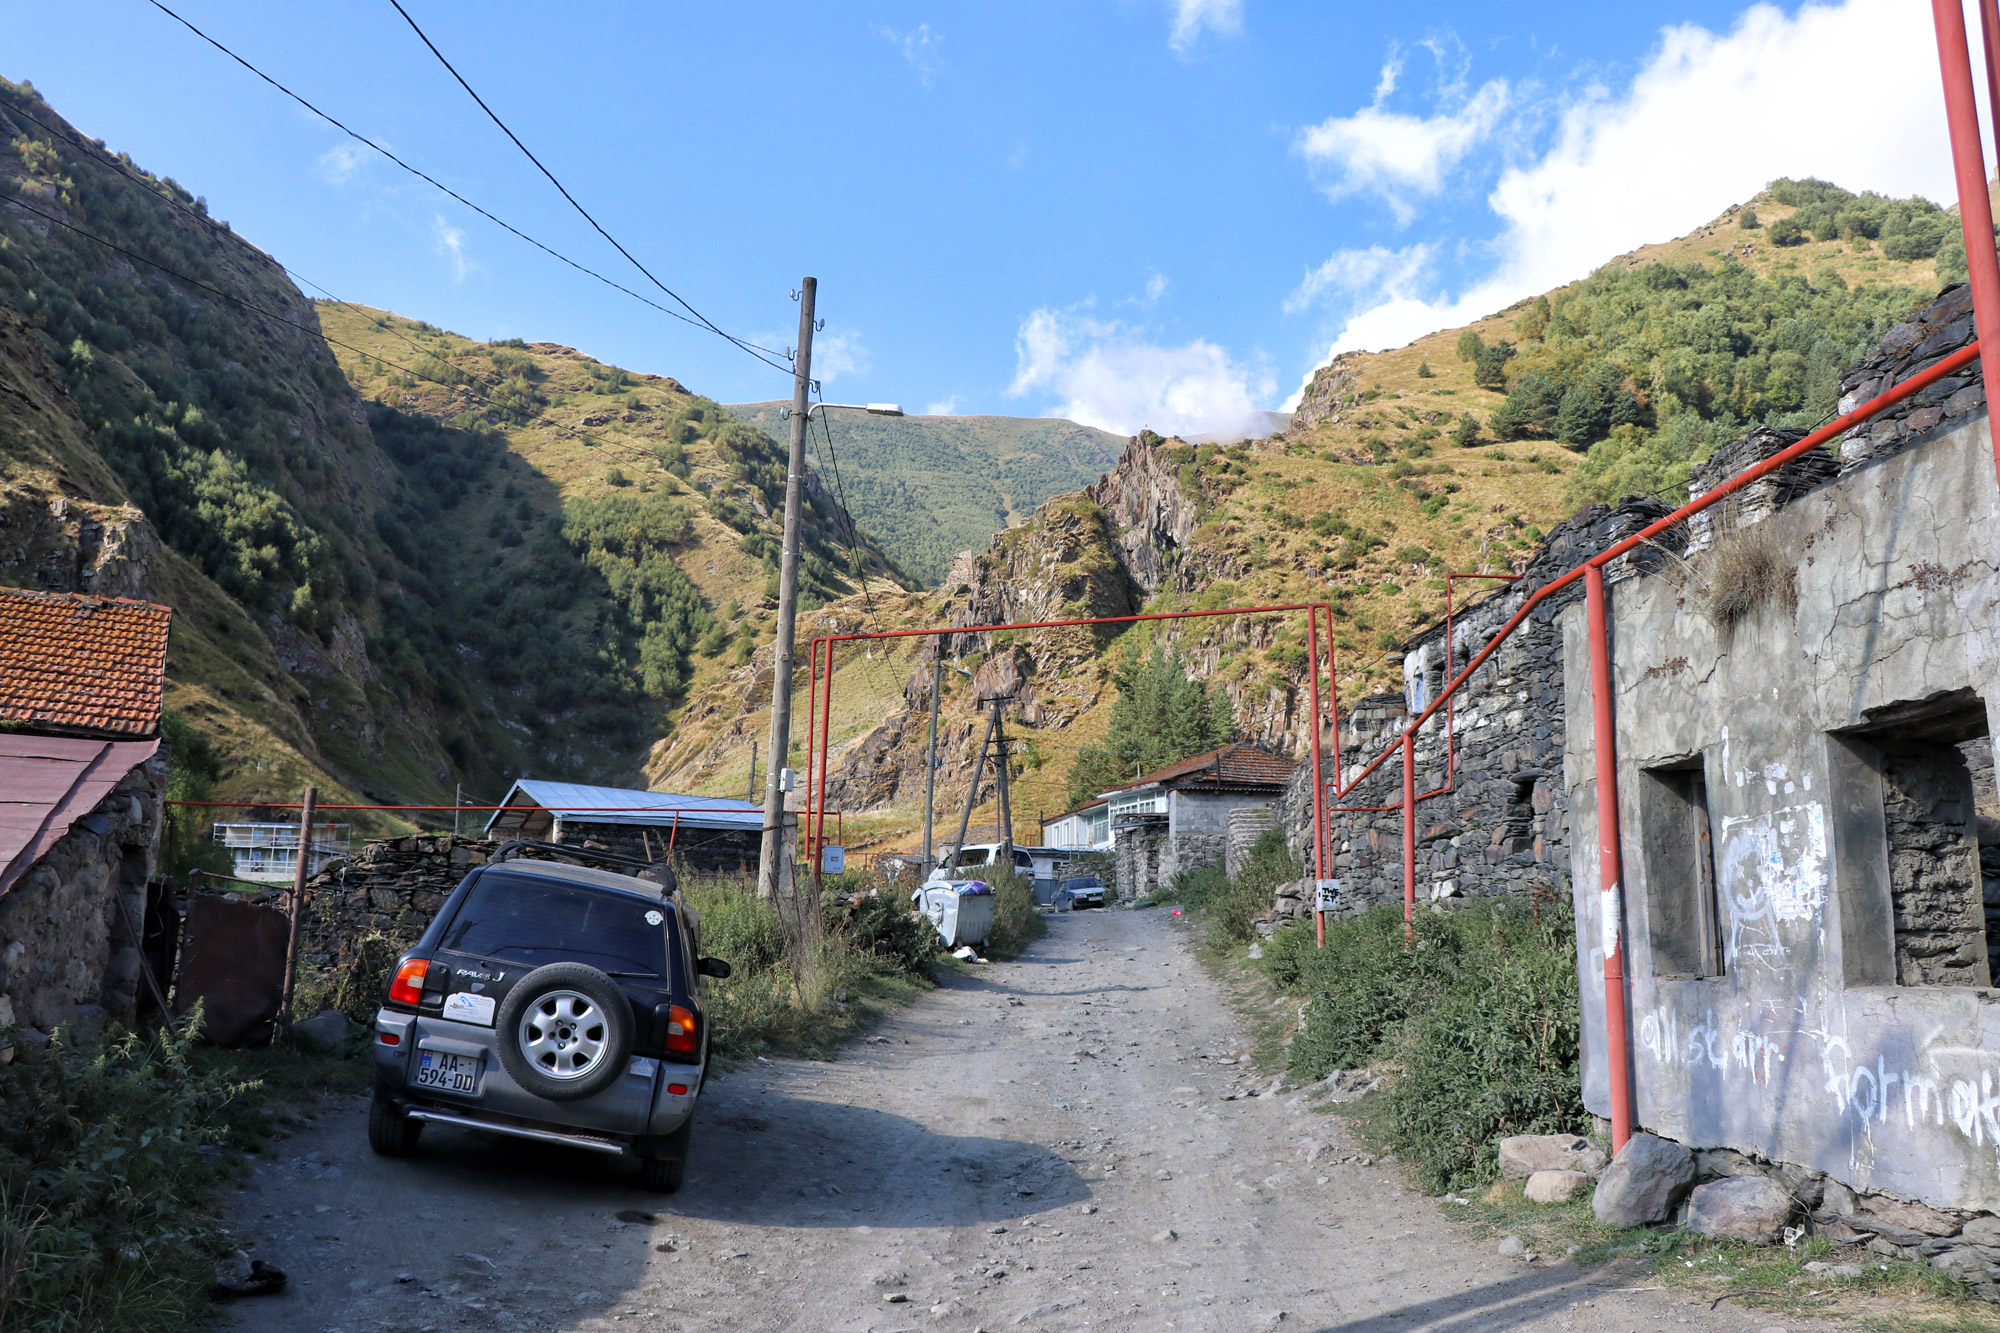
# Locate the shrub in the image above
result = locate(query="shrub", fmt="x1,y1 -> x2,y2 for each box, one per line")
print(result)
1451,413 -> 1481,448
1472,340 -> 1515,389
1159,826 -> 1301,950
1415,360 -> 1434,378
1739,206 -> 1760,230
1767,216 -> 1806,246
1268,894 -> 1585,1191
0,1015 -> 250,1331
982,869 -> 1047,960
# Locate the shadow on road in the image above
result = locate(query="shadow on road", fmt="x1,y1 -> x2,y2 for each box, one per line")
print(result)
392,1088 -> 1089,1230
1307,1260 -> 1662,1333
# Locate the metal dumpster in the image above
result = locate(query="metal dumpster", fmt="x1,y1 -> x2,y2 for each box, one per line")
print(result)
912,879 -> 996,949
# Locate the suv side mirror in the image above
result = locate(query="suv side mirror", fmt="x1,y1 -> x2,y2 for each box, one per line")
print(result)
697,957 -> 733,979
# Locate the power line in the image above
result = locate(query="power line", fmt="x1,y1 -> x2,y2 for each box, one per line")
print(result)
382,0 -> 787,373
809,383 -> 876,611
137,0 -> 790,374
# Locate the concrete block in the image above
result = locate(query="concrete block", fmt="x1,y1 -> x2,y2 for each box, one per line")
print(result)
1525,1170 -> 1592,1203
1498,1133 -> 1608,1182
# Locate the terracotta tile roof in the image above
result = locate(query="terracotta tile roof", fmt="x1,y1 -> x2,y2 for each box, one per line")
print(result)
0,587 -> 171,738
1109,742 -> 1296,795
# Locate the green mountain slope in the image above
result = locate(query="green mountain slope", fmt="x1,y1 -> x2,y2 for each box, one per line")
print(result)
726,404 -> 1126,585
0,78 -> 894,811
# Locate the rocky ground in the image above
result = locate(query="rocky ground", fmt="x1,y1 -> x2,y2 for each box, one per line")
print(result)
222,908 -> 1838,1332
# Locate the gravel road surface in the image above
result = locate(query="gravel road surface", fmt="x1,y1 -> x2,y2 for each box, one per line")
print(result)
225,907 -> 1829,1332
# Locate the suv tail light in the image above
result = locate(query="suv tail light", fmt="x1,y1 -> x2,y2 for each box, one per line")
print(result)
664,1004 -> 699,1058
389,958 -> 430,1007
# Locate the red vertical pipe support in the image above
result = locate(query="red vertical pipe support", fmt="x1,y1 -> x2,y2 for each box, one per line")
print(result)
668,810 -> 680,855
804,638 -> 822,864
1585,563 -> 1634,1153
1400,731 -> 1415,940
1934,0 -> 2000,484
1307,605 -> 1327,948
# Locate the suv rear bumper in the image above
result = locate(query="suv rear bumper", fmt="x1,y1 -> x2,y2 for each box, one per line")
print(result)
373,1008 -> 696,1141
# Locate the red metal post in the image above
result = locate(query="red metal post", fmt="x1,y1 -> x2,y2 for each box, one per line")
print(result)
1307,604 -> 1327,947
1934,0 -> 2000,483
1400,731 -> 1415,940
1585,564 -> 1634,1153
668,810 -> 680,854
802,638 -> 822,864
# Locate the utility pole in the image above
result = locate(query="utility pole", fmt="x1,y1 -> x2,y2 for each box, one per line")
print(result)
919,637 -> 944,877
746,740 -> 758,804
757,277 -> 816,900
945,703 -> 999,878
279,785 -> 316,1033
993,699 -> 1014,871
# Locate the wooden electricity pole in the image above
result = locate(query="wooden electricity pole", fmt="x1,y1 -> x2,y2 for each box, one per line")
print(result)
919,639 -> 944,876
279,784 -> 315,1032
756,277 -> 816,900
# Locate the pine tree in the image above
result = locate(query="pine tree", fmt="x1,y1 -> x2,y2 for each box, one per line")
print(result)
1062,645 -> 1237,808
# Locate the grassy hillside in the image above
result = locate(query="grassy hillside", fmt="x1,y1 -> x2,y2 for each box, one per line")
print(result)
0,78 -> 896,816
658,180 -> 1955,860
726,403 -> 1126,585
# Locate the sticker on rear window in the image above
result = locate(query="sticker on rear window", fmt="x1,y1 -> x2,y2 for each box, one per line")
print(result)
442,992 -> 497,1026
645,910 -> 664,926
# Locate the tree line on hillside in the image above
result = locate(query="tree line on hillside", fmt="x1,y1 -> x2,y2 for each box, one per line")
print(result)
1063,644 -> 1235,809
1448,178 -> 1970,504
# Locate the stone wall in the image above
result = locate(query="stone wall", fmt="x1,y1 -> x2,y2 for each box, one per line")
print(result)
0,745 -> 165,1037
1275,498 -> 1679,920
1111,822 -> 1165,902
294,834 -> 494,972
1226,805 -> 1276,879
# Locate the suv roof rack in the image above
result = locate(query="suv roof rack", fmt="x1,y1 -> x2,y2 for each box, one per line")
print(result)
489,839 -> 678,895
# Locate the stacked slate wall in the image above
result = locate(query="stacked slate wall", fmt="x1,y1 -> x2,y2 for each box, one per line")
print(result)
1276,499 -> 1682,920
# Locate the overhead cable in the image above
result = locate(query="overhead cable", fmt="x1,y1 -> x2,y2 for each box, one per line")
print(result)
382,0 -> 787,372
138,0 -> 789,373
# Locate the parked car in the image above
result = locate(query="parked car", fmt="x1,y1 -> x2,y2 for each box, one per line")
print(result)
369,840 -> 731,1193
1053,875 -> 1107,911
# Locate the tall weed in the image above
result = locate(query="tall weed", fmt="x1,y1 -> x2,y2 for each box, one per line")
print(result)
0,1014 -> 249,1332
1271,894 -> 1586,1192
1161,827 -> 1301,951
981,869 -> 1047,960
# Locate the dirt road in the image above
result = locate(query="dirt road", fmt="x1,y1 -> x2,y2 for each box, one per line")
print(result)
225,907 -> 1823,1332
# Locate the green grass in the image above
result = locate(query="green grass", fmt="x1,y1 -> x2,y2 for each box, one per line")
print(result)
0,1013 -> 374,1333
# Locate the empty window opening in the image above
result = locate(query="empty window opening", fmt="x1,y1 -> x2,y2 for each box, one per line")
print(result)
1641,761 -> 1723,978
1859,700 -> 1993,988
1966,736 -> 2000,982
1494,777 -> 1538,865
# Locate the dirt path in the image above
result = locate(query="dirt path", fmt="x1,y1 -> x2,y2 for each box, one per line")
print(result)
224,908 -> 1830,1332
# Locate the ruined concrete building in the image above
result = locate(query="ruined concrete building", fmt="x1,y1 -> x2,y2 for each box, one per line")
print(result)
0,586 -> 171,1040
1283,283 -> 2000,1221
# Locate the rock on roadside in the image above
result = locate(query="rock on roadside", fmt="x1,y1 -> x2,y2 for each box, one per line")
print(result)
1684,1175 -> 1797,1243
291,1009 -> 352,1052
1525,1170 -> 1592,1204
1498,1134 -> 1609,1182
1592,1133 -> 1695,1228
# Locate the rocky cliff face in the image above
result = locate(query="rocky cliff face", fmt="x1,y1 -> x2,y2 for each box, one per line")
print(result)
1290,352 -> 1364,430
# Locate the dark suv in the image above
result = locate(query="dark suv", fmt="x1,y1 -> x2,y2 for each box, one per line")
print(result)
369,841 -> 730,1192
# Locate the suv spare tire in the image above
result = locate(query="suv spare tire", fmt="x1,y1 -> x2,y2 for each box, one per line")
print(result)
495,962 -> 634,1102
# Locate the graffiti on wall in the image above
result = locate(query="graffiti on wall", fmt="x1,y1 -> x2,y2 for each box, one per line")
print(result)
1718,800 -> 1829,972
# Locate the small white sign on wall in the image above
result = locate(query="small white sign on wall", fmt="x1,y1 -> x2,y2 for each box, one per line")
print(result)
821,845 -> 845,875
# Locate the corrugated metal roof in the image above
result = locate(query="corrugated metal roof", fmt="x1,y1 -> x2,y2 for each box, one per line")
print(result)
483,780 -> 764,837
0,734 -> 160,897
0,587 -> 170,737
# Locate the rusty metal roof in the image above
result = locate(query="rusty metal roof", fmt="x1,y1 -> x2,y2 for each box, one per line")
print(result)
0,734 -> 160,897
0,587 -> 170,737
1105,742 -> 1297,795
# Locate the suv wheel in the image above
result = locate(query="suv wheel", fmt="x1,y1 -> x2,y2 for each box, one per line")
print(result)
368,1088 -> 423,1156
494,962 -> 634,1102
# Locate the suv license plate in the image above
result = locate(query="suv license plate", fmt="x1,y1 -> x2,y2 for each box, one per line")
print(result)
415,1051 -> 480,1094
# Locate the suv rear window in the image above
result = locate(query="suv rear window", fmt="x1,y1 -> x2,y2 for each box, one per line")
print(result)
440,871 -> 671,977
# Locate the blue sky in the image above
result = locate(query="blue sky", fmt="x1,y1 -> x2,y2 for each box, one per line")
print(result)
4,0 -> 1965,436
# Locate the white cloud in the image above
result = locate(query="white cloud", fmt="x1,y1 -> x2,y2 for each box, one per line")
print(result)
924,396 -> 961,416
1290,0 -> 1963,402
811,328 -> 870,385
1167,0 -> 1242,54
1010,304 -> 1274,438
874,23 -> 944,86
317,142 -> 374,184
1285,243 -> 1434,316
431,216 -> 472,282
1296,65 -> 1508,223
1143,271 -> 1170,305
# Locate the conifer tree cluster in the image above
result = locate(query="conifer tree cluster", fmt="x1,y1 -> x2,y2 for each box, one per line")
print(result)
1063,644 -> 1236,809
